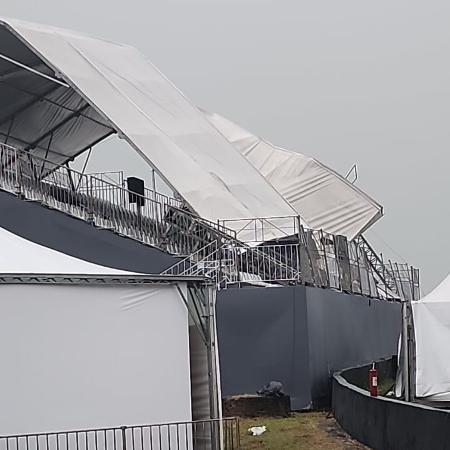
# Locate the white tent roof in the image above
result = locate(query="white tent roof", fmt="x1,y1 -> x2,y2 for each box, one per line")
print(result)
0,18 -> 297,237
0,226 -> 132,275
412,273 -> 450,402
416,275 -> 450,303
204,111 -> 383,240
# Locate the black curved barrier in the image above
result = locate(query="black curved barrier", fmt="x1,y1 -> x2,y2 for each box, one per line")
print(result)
332,364 -> 450,450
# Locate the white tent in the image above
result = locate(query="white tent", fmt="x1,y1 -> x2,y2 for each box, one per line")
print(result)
412,274 -> 450,402
0,17 -> 297,241
204,111 -> 383,240
0,227 -> 216,435
0,226 -> 133,274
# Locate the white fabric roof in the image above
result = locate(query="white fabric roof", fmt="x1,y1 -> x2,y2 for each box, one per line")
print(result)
0,226 -> 132,274
204,111 -> 383,240
0,18 -> 297,237
0,24 -> 113,167
412,274 -> 450,402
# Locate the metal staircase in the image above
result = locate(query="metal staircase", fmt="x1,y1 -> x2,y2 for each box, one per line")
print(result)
355,235 -> 401,296
162,240 -> 300,287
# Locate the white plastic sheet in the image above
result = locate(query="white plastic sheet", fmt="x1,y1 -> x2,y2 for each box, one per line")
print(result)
204,111 -> 383,240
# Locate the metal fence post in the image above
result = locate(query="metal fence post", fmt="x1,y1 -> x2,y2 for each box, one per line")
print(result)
354,242 -> 363,294
333,237 -> 342,291
121,427 -> 127,450
320,230 -> 330,288
87,175 -> 94,223
217,239 -> 223,288
14,148 -> 23,198
295,216 -> 302,283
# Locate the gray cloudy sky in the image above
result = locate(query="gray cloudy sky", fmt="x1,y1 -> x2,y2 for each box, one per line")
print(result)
3,0 -> 449,293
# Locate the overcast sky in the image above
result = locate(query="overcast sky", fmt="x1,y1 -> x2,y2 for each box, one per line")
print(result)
2,0 -> 449,293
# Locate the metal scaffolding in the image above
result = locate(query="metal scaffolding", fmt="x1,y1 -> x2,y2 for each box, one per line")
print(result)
0,143 -> 420,302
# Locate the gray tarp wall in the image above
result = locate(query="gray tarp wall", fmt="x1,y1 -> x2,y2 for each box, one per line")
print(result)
216,286 -> 311,409
217,285 -> 401,409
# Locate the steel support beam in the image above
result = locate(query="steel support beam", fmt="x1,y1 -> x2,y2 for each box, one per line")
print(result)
0,274 -> 206,285
0,52 -> 69,87
0,62 -> 46,82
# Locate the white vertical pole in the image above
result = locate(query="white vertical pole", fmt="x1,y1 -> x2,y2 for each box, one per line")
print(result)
402,300 -> 410,402
407,288 -> 416,401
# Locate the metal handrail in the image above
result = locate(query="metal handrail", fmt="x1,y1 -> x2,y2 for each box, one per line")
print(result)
163,230 -> 419,300
162,241 -> 220,277
220,216 -> 301,243
0,143 -> 419,299
0,144 -> 236,257
163,241 -> 300,286
0,417 -> 240,450
83,170 -> 182,210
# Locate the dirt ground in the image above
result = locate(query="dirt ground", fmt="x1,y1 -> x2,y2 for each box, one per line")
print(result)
239,412 -> 370,450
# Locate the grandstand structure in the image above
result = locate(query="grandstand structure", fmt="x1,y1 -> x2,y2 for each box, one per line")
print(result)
0,16 -> 419,302
0,142 -> 418,301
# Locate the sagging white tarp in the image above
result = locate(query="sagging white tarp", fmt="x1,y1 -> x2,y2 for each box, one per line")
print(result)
0,18 -> 297,238
0,226 -> 132,274
413,274 -> 450,402
204,111 -> 383,240
0,283 -> 192,434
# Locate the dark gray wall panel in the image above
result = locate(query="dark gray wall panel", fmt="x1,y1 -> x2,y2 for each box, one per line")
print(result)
217,285 -> 401,409
0,190 -> 178,273
216,286 -> 311,410
306,288 -> 401,406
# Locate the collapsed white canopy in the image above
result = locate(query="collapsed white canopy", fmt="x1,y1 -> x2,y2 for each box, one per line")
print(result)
0,18 -> 297,235
0,226 -> 132,274
204,111 -> 383,240
413,274 -> 450,402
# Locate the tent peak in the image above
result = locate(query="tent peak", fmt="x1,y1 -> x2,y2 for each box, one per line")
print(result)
0,16 -> 131,49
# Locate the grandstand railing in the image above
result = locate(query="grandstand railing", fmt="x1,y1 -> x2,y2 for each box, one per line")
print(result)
83,170 -> 183,211
163,241 -> 300,288
164,229 -> 419,301
0,418 -> 240,450
0,144 -> 236,257
220,216 -> 301,244
0,143 -> 420,300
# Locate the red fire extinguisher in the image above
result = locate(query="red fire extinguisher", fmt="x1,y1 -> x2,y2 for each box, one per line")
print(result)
368,363 -> 378,397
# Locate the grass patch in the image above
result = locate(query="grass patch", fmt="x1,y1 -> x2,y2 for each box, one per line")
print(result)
239,412 -> 368,450
378,377 -> 395,397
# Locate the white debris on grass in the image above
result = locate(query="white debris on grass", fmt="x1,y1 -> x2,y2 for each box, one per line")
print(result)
248,426 -> 267,436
